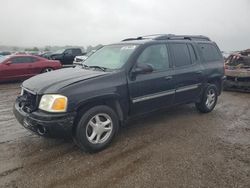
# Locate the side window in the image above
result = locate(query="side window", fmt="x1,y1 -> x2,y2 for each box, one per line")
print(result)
11,57 -> 27,64
73,49 -> 81,55
188,44 -> 197,63
199,43 -> 222,62
11,57 -> 35,64
170,43 -> 191,67
137,44 -> 170,71
64,49 -> 73,55
10,57 -> 21,64
28,57 -> 38,63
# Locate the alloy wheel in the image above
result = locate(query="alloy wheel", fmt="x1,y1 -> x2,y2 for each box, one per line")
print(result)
205,89 -> 216,109
86,113 -> 113,144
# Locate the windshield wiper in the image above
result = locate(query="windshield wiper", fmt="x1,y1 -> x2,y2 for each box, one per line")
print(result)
88,65 -> 107,71
81,64 -> 107,71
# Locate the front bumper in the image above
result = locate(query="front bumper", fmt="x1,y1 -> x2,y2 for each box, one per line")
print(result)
224,77 -> 250,88
13,100 -> 76,138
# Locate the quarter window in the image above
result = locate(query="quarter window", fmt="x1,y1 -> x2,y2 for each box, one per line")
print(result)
137,44 -> 170,71
199,43 -> 222,62
170,43 -> 192,67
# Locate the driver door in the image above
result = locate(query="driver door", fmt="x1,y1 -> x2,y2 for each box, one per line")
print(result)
128,44 -> 175,115
62,49 -> 74,65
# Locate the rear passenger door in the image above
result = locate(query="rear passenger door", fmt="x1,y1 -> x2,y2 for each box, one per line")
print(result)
169,42 -> 203,104
198,43 -> 224,81
128,44 -> 175,115
28,57 -> 42,75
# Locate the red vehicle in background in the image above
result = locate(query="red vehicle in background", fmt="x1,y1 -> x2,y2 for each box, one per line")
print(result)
0,55 -> 61,82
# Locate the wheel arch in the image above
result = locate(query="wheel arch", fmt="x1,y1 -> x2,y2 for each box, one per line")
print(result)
72,94 -> 125,135
207,76 -> 223,95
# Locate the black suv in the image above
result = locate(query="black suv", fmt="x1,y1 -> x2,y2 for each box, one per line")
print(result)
14,34 -> 224,152
48,48 -> 84,65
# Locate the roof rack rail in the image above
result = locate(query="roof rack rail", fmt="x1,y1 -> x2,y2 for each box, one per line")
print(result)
121,34 -> 211,42
122,37 -> 143,42
155,35 -> 211,41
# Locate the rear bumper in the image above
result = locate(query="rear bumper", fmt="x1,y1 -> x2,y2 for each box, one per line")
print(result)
13,100 -> 76,138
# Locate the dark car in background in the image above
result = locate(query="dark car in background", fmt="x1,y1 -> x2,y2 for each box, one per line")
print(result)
0,55 -> 61,82
47,48 -> 85,66
39,51 -> 53,59
14,34 -> 224,152
0,51 -> 11,56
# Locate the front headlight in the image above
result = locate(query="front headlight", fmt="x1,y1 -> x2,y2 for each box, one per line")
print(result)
39,94 -> 68,112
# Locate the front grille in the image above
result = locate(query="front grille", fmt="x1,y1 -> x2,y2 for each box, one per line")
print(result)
19,89 -> 38,113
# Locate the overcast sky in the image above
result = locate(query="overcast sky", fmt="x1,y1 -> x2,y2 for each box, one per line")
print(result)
0,0 -> 249,51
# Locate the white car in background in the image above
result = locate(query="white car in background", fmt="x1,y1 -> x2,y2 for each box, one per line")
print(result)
73,55 -> 88,65
73,49 -> 100,67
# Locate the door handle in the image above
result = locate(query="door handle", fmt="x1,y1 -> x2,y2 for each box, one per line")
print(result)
165,76 -> 173,80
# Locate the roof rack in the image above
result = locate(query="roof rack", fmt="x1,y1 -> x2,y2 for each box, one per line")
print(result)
122,34 -> 211,42
122,37 -> 143,42
155,35 -> 211,41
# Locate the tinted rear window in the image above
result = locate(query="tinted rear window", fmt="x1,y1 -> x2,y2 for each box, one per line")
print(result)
170,43 -> 192,67
199,43 -> 222,62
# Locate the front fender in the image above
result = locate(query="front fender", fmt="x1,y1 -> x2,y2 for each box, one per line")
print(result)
73,93 -> 127,121
75,93 -> 121,110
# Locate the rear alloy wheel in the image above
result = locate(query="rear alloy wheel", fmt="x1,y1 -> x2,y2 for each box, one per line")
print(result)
196,84 -> 218,113
42,68 -> 53,73
205,88 -> 216,109
74,105 -> 119,152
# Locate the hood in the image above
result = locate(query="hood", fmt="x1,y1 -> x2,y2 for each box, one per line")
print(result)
22,68 -> 108,94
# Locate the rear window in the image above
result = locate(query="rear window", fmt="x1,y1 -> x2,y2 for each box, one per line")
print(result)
199,43 -> 222,62
0,56 -> 9,63
170,43 -> 192,67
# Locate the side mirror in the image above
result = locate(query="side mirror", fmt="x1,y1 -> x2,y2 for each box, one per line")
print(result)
132,63 -> 153,75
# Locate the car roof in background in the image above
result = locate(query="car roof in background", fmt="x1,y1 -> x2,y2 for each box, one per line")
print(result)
9,54 -> 41,58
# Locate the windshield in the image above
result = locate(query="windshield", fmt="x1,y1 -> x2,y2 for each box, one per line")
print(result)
55,49 -> 65,54
0,56 -> 9,63
83,44 -> 138,69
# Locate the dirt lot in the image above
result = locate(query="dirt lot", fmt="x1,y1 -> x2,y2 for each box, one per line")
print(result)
0,83 -> 249,188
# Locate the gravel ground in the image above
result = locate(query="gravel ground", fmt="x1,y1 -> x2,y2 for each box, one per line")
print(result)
0,82 -> 249,188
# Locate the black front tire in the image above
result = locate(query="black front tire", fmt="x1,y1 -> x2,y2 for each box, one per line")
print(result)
196,84 -> 218,113
41,68 -> 53,73
74,105 -> 119,153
